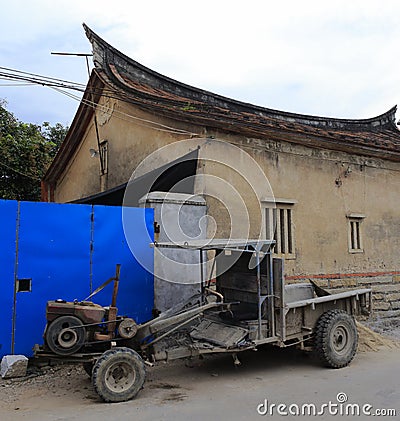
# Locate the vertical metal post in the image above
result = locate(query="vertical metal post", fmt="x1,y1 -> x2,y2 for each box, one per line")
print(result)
256,250 -> 262,340
200,249 -> 204,304
89,205 -> 95,294
269,252 -> 276,337
369,290 -> 373,313
207,253 -> 216,289
110,264 -> 121,308
107,264 -> 121,334
85,55 -> 104,176
11,201 -> 21,354
272,258 -> 285,340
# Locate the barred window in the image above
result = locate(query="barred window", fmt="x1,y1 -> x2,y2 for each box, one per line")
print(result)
100,140 -> 108,175
264,199 -> 296,259
347,214 -> 365,253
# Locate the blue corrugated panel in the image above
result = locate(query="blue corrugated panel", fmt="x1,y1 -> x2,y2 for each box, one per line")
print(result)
0,201 -> 154,358
0,200 -> 18,356
13,202 -> 93,356
91,205 -> 154,324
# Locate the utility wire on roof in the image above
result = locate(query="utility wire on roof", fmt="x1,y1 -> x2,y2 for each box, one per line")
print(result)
0,67 -> 199,137
0,83 -> 35,87
0,66 -> 86,87
51,86 -> 199,136
0,67 -> 149,104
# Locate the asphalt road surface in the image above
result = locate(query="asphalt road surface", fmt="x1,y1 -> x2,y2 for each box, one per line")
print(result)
1,346 -> 399,421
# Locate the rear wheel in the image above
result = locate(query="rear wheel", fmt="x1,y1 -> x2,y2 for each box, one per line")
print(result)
314,310 -> 358,368
92,347 -> 146,402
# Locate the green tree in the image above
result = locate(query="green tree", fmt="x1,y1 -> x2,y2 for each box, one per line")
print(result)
0,100 -> 68,201
41,121 -> 68,158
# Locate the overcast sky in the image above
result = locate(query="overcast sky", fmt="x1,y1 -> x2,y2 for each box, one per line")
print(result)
1,0 -> 400,126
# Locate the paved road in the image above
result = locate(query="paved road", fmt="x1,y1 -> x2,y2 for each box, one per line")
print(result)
1,346 -> 399,420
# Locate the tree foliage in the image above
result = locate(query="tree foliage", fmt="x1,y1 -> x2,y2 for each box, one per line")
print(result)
0,100 -> 68,201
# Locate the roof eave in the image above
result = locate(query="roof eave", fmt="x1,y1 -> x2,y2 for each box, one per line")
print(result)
83,23 -> 398,133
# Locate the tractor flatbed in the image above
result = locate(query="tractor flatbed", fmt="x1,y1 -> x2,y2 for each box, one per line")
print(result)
35,239 -> 372,402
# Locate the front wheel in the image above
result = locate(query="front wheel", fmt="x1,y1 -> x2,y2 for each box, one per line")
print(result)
92,347 -> 146,402
314,310 -> 358,368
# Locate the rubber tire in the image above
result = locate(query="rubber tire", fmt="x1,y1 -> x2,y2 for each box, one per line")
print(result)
83,362 -> 94,377
314,309 -> 358,368
45,315 -> 86,356
92,347 -> 146,402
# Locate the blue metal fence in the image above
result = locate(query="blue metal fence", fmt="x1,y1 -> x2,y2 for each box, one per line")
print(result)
0,200 -> 154,357
0,200 -> 18,356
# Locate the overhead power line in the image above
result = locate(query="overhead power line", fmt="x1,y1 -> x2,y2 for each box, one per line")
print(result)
0,160 -> 41,181
0,66 -> 199,136
51,86 -> 198,136
0,82 -> 34,87
0,66 -> 86,88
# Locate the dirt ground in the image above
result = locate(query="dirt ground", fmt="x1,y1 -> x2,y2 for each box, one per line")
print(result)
365,317 -> 400,341
1,322 -> 399,421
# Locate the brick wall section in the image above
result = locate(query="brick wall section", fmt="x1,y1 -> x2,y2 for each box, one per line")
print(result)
286,273 -> 400,319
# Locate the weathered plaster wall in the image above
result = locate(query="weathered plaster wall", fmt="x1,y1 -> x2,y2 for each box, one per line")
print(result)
54,96 -> 201,203
55,121 -> 100,202
199,131 -> 400,274
198,132 -> 400,317
53,100 -> 400,316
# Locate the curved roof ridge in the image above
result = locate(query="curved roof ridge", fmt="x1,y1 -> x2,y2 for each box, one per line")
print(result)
83,24 -> 398,133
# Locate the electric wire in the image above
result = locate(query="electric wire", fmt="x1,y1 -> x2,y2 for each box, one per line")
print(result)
0,68 -> 199,136
0,67 -> 200,178
5,66 -> 399,174
0,83 -> 35,87
50,86 -> 199,136
0,160 -> 41,181
0,66 -> 86,87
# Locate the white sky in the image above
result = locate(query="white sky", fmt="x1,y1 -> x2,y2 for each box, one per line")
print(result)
1,0 -> 400,126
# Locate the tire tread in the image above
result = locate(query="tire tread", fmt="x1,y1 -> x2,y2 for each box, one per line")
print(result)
314,309 -> 358,369
92,347 -> 145,402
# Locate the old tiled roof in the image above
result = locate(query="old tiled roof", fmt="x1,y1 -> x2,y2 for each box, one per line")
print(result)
84,24 -> 400,162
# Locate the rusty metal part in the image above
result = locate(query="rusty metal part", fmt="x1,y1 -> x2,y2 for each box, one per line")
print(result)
83,264 -> 121,302
58,328 -> 79,349
44,265 -> 124,355
94,332 -> 113,341
111,265 -> 121,308
46,301 -> 106,325
118,318 -> 138,339
107,307 -> 118,334
107,264 -> 121,334
45,315 -> 86,356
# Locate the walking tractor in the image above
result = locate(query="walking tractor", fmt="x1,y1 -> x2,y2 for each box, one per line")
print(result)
35,240 -> 372,403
